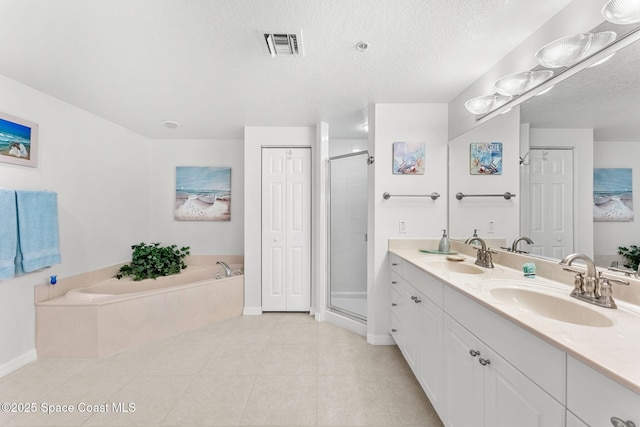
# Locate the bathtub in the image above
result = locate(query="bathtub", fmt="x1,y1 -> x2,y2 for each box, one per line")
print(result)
35,261 -> 243,358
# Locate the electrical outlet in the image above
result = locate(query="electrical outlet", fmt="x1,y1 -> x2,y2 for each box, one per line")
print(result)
487,221 -> 495,233
399,220 -> 407,234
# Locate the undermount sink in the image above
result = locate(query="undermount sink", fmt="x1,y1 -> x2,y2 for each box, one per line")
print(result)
424,261 -> 484,275
490,287 -> 614,327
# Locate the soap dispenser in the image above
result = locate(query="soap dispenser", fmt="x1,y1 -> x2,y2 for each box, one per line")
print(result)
438,229 -> 450,253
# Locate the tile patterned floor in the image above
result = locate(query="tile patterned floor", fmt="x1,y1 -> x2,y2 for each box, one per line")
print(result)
0,313 -> 444,426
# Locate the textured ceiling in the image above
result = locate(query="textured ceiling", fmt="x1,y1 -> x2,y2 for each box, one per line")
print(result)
0,0 -> 576,139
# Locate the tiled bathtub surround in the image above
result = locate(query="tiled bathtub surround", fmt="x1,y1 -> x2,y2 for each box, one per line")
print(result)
0,313 -> 443,426
34,256 -> 244,358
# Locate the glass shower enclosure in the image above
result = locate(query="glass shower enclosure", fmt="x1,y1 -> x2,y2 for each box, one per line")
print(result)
328,151 -> 369,321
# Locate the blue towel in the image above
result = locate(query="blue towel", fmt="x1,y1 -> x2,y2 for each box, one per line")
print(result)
16,190 -> 61,273
0,189 -> 18,279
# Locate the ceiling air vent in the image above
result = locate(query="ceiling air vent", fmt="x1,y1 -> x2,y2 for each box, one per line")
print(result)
263,32 -> 304,57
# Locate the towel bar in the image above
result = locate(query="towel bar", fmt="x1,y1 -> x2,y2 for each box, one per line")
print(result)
383,192 -> 440,200
455,192 -> 516,200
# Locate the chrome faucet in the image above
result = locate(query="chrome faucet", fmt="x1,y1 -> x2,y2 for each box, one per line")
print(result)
560,253 -> 629,309
608,260 -> 640,278
511,236 -> 534,253
216,261 -> 232,278
464,236 -> 495,268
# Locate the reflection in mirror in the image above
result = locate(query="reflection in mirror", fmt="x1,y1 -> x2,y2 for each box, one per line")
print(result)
448,108 -> 520,249
520,27 -> 640,267
450,23 -> 640,268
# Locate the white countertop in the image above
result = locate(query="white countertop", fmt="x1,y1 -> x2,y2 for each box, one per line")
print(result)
389,246 -> 640,395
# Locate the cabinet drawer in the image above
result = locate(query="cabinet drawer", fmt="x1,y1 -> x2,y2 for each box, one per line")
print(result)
390,312 -> 402,345
567,355 -> 640,427
390,253 -> 402,275
444,286 -> 566,403
402,260 -> 443,307
390,272 -> 402,313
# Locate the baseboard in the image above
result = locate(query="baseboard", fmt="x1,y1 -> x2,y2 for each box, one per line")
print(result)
329,291 -> 367,298
0,349 -> 37,378
367,332 -> 396,345
243,306 -> 262,316
324,310 -> 366,337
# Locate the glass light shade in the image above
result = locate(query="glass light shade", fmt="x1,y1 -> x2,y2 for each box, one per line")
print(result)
464,94 -> 512,115
602,0 -> 640,24
494,71 -> 534,96
493,70 -> 554,96
582,31 -> 617,57
527,70 -> 554,90
535,33 -> 593,68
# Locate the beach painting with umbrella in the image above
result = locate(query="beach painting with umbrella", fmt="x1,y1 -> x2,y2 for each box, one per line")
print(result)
594,168 -> 633,222
175,166 -> 231,221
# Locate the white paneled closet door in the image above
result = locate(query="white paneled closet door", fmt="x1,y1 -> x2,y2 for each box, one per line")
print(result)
528,148 -> 574,259
262,147 -> 311,312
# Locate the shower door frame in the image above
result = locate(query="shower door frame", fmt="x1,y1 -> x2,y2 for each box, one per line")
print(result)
327,150 -> 370,322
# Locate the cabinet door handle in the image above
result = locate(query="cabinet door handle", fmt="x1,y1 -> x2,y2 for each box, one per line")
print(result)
391,281 -> 398,284
469,349 -> 480,357
391,303 -> 397,307
411,296 -> 417,300
392,263 -> 398,266
414,298 -> 421,303
391,328 -> 397,333
479,358 -> 491,366
611,417 -> 636,427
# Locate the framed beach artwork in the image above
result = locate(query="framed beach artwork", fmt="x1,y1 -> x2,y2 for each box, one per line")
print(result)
470,142 -> 502,175
593,168 -> 633,222
393,142 -> 425,175
175,166 -> 231,221
0,112 -> 38,167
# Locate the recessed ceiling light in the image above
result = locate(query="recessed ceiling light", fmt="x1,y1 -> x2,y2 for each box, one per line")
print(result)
356,41 -> 370,52
162,120 -> 180,129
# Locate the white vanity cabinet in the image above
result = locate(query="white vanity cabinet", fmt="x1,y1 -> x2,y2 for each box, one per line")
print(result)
389,252 -> 567,427
443,314 -> 565,427
443,314 -> 484,426
566,356 -> 640,427
389,255 -> 444,414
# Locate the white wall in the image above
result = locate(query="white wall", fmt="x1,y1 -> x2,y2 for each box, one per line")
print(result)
329,139 -> 368,157
370,103 -> 448,343
530,128 -> 594,257
449,108 -> 521,243
593,140 -> 640,266
243,126 -> 316,315
0,75 -> 151,374
150,139 -> 244,255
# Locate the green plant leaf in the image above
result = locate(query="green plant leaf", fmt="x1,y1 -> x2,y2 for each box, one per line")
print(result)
115,242 -> 190,281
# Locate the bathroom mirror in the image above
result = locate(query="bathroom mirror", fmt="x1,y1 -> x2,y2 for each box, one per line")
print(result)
449,24 -> 640,267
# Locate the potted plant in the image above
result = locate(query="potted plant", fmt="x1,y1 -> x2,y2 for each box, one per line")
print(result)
617,245 -> 640,271
115,242 -> 190,281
